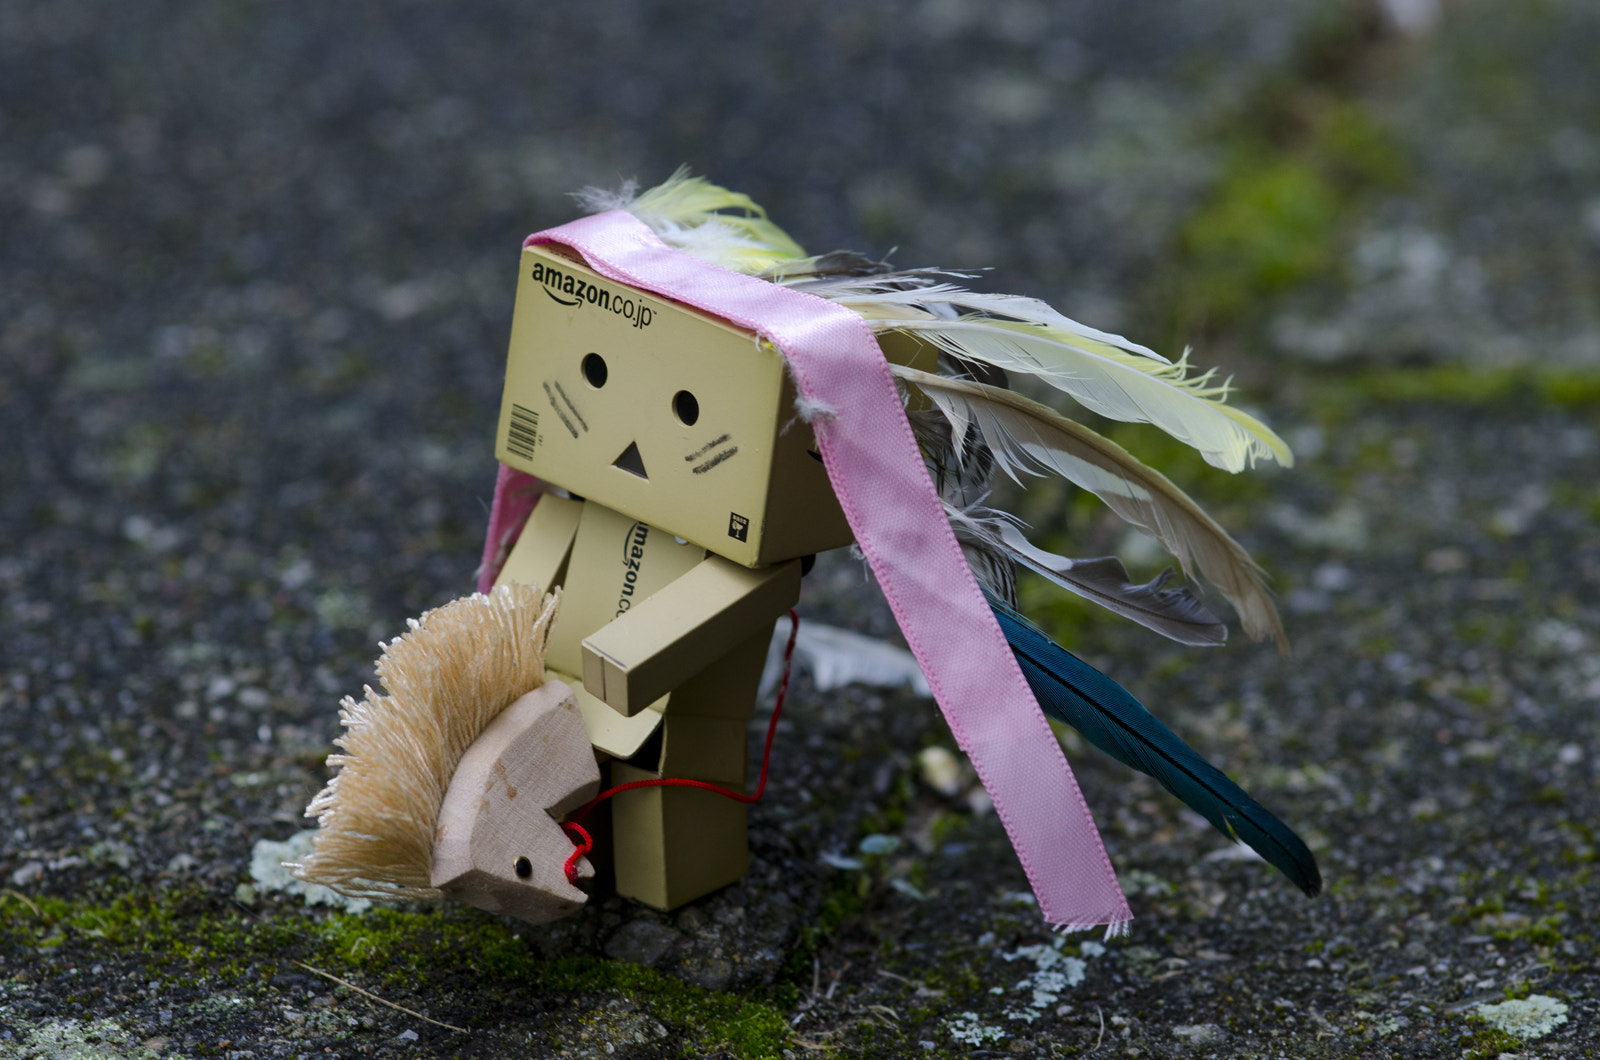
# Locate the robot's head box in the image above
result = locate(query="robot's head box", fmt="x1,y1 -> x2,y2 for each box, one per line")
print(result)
497,245 -> 866,567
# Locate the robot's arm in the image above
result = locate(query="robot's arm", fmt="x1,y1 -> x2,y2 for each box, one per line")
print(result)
492,493 -> 582,595
580,554 -> 801,717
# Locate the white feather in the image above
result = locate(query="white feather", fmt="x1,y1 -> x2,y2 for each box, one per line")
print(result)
825,284 -> 1171,365
888,319 -> 1289,473
895,365 -> 1287,651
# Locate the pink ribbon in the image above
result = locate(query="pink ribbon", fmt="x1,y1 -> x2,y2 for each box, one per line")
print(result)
488,211 -> 1130,932
477,463 -> 541,595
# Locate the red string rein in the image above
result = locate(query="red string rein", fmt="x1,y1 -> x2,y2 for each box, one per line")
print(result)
560,608 -> 800,885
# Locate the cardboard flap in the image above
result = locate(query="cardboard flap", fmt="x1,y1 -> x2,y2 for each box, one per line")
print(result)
551,668 -> 667,759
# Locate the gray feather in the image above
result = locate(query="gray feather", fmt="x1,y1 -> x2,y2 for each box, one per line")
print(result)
948,508 -> 1228,647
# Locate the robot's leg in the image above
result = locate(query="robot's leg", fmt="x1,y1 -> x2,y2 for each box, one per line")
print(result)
609,625 -> 771,909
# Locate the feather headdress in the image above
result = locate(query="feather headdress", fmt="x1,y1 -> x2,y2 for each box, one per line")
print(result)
566,171 -> 1318,898
581,168 -> 1290,650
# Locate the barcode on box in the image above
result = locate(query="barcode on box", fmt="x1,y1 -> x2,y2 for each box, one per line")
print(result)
506,403 -> 540,460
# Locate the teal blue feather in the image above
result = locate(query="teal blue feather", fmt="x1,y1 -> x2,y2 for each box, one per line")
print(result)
989,593 -> 1322,898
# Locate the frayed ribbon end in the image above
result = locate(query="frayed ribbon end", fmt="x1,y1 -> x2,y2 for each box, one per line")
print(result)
1051,916 -> 1133,941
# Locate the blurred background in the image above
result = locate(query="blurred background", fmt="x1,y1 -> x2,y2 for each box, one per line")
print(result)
7,0 -> 1597,635
3,0 -> 1598,1055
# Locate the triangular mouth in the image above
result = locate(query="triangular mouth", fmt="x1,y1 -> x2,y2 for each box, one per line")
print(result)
612,441 -> 648,480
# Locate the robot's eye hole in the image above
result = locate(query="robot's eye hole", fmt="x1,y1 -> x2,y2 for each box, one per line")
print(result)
673,390 -> 699,426
581,353 -> 608,388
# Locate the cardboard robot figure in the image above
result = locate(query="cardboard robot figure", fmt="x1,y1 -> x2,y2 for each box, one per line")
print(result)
289,246 -> 897,926
481,242 -> 874,911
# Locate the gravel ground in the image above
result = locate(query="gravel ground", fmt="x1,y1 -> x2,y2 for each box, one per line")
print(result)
2,2 -> 1597,1057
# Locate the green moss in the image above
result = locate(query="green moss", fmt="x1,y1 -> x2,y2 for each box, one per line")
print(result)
1313,99 -> 1410,189
926,812 -> 969,852
315,909 -> 793,1056
1358,632 -> 1396,658
1180,155 -> 1343,324
1493,915 -> 1564,947
922,960 -> 983,999
1532,785 -> 1566,807
784,880 -> 867,984
1310,364 -> 1600,423
62,746 -> 134,785
2,889 -> 793,1059
1449,891 -> 1505,926
1557,821 -> 1598,866
537,957 -> 791,1057
1462,1026 -> 1523,1060
1170,87 -> 1407,332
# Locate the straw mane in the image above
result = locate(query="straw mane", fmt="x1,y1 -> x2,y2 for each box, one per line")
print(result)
289,582 -> 561,900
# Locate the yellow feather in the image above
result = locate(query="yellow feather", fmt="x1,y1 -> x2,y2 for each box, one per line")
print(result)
623,168 -> 807,273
